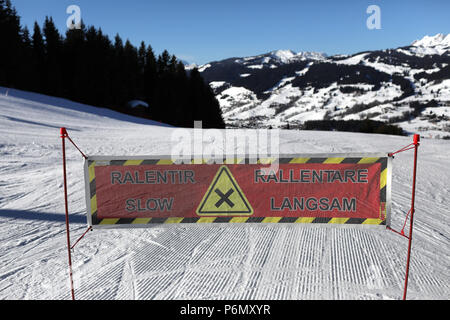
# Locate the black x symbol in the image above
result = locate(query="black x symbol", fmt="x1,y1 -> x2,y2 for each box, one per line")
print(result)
215,188 -> 235,208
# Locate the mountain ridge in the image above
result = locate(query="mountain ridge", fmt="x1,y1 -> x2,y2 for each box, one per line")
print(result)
195,34 -> 450,138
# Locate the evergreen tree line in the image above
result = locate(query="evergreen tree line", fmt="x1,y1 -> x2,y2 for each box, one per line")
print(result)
302,119 -> 405,136
0,0 -> 225,128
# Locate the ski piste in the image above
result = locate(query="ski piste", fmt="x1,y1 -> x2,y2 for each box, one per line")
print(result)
1,87 -> 448,300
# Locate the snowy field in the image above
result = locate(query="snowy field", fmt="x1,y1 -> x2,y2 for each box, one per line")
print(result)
0,87 -> 449,300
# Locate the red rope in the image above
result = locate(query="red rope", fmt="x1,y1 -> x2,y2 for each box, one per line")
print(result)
61,131 -> 89,249
60,128 -> 87,159
71,227 -> 92,251
387,226 -> 409,239
387,139 -> 418,240
401,209 -> 412,236
67,136 -> 88,159
388,209 -> 412,239
389,143 -> 415,157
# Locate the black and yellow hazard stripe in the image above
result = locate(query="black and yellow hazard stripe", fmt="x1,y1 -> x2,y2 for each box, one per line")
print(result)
95,216 -> 386,226
87,157 -> 388,226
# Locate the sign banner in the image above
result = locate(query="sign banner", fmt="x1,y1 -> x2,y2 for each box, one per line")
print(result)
84,154 -> 391,228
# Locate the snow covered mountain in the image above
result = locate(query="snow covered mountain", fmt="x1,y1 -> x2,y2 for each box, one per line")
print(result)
197,34 -> 450,138
410,33 -> 450,56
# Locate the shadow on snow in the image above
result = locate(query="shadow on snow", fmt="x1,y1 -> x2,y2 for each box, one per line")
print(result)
0,209 -> 87,224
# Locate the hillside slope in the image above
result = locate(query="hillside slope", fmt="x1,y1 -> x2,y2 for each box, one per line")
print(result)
0,88 -> 448,300
198,34 -> 450,138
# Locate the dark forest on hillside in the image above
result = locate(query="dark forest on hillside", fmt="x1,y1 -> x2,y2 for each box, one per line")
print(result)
302,119 -> 405,136
0,0 -> 225,128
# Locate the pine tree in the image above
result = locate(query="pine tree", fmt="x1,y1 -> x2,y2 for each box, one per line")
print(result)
63,21 -> 86,100
111,34 -> 126,109
19,26 -> 33,90
138,41 -> 146,73
143,45 -> 157,102
43,16 -> 63,95
96,28 -> 114,107
137,41 -> 147,97
21,26 -> 31,49
157,50 -> 171,74
123,39 -> 139,100
31,22 -> 46,92
0,0 -> 24,87
188,68 -> 225,128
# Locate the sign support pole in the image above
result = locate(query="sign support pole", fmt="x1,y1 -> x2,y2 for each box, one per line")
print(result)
61,127 -> 76,300
402,134 -> 420,300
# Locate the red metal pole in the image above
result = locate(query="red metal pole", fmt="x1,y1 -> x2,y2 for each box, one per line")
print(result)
403,134 -> 420,300
61,127 -> 76,300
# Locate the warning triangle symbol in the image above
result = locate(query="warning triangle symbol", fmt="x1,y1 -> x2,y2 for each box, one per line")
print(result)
196,166 -> 253,216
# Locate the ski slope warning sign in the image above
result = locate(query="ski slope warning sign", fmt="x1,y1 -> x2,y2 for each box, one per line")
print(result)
84,155 -> 392,228
197,166 -> 253,216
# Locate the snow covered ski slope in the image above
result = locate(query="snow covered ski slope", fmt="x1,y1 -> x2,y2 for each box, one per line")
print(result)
0,87 -> 449,300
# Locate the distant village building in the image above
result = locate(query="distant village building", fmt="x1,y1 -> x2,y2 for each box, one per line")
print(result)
127,100 -> 149,118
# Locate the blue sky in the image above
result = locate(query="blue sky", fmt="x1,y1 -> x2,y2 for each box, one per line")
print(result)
11,0 -> 450,64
